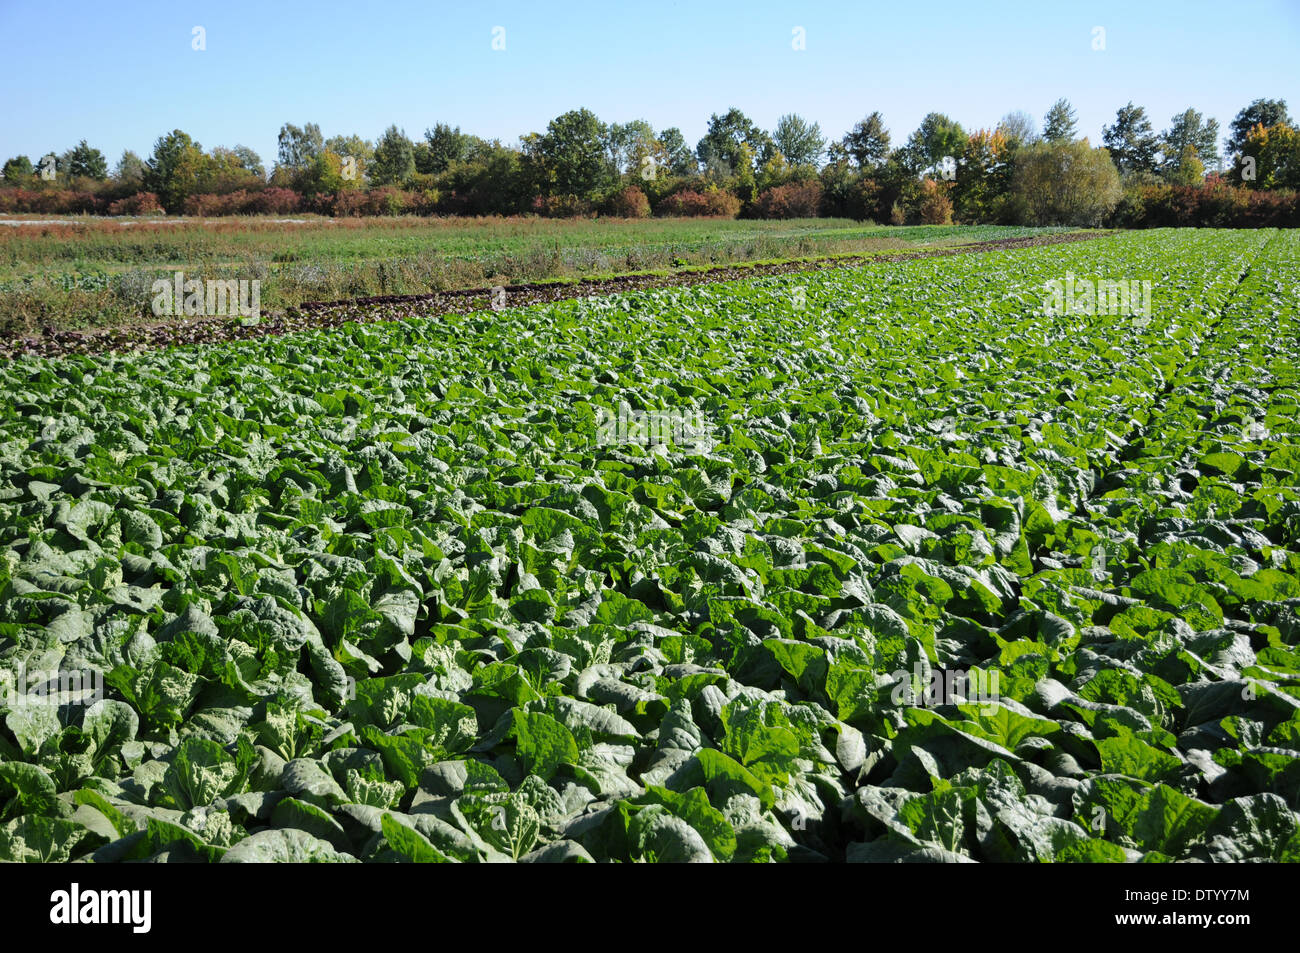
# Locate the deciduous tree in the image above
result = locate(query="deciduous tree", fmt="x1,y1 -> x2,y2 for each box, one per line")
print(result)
1011,139 -> 1121,226
370,126 -> 416,187
1102,103 -> 1159,175
842,112 -> 891,170
1161,108 -> 1219,175
772,113 -> 826,168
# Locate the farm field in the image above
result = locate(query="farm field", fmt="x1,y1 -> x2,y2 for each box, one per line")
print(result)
0,216 -> 1072,336
1,227 -> 1298,863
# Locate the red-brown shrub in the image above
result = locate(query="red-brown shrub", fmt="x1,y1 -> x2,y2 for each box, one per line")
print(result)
5,189 -> 104,215
653,189 -> 741,217
753,181 -> 824,218
183,192 -> 229,216
253,188 -> 302,214
918,179 -> 954,225
327,191 -> 368,217
365,187 -> 408,216
107,192 -> 164,215
1109,181 -> 1299,228
605,186 -> 651,218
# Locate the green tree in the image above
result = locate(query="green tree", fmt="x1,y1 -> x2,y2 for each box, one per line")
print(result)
524,108 -> 613,199
1227,98 -> 1290,158
230,145 -> 264,178
734,142 -> 757,203
322,135 -> 372,182
439,139 -> 527,214
144,129 -> 209,212
876,149 -> 926,222
657,127 -> 696,175
114,151 -> 146,184
419,124 -> 468,174
276,122 -> 323,171
772,113 -> 826,168
757,150 -> 791,192
626,134 -> 669,185
842,111 -> 891,170
296,150 -> 355,195
605,120 -> 657,174
1010,139 -> 1121,226
1161,108 -> 1220,175
818,147 -> 871,219
955,128 -> 1013,223
695,108 -> 771,175
1042,99 -> 1078,143
370,125 -> 416,187
904,113 -> 966,173
60,140 -> 108,180
1101,103 -> 1159,175
2,155 -> 34,183
1239,122 -> 1300,189
1168,144 -> 1205,185
206,146 -> 264,191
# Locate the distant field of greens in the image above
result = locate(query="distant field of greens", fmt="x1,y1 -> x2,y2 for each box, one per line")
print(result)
0,217 -> 1070,335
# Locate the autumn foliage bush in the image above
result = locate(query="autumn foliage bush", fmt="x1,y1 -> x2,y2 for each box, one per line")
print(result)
106,192 -> 164,216
0,188 -> 102,214
918,180 -> 954,225
250,188 -> 301,214
653,189 -> 741,218
753,181 -> 824,218
1110,177 -> 1299,228
183,191 -> 244,216
605,186 -> 651,218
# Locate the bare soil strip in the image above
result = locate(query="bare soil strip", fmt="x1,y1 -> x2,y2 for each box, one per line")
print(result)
2,230 -> 1108,359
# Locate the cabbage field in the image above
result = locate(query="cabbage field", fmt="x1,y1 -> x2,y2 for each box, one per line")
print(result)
1,228 -> 1299,863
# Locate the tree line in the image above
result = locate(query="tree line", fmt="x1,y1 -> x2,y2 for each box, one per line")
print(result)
2,97 -> 1297,226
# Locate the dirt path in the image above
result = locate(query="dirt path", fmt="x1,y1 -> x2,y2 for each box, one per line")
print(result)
2,230 -> 1110,359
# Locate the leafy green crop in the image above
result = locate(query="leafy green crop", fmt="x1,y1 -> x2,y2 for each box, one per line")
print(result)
2,228 -> 1299,862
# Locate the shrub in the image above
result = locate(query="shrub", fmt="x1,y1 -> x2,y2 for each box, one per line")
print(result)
252,188 -> 302,215
1241,187 -> 1300,226
1010,140 -> 1121,226
0,188 -> 32,213
530,193 -> 594,218
605,186 -> 651,218
367,187 -> 408,216
703,190 -> 742,217
107,191 -> 164,216
653,191 -> 700,216
653,189 -> 741,218
409,189 -> 441,216
1106,179 -> 1298,228
753,180 -> 823,218
10,189 -> 103,214
918,180 -> 954,225
183,192 -> 228,216
330,190 -> 369,217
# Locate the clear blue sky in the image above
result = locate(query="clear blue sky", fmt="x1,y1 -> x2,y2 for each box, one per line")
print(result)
3,0 -> 1298,170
